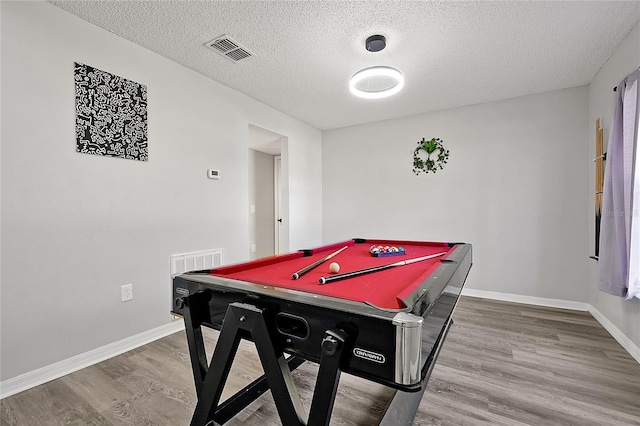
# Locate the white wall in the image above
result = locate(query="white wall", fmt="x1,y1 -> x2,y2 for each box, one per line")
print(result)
0,1 -> 322,382
323,87 -> 589,302
588,21 -> 640,349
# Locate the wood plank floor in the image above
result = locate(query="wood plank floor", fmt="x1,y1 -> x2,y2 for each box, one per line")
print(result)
2,296 -> 639,425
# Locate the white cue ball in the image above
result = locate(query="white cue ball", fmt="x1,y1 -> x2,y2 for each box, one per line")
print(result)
329,262 -> 340,273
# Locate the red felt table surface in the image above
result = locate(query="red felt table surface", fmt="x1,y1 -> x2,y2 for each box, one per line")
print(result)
208,240 -> 456,310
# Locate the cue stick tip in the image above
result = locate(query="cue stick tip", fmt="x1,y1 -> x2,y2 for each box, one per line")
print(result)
292,273 -> 299,280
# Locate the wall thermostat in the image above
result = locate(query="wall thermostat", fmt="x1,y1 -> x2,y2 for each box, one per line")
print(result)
207,169 -> 221,179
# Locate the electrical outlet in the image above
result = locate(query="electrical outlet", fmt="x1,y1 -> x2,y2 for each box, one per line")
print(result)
251,244 -> 256,253
121,284 -> 133,302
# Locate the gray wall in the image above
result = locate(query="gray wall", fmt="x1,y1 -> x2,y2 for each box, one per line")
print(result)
588,21 -> 640,349
248,149 -> 275,259
0,2 -> 322,381
323,87 -> 590,302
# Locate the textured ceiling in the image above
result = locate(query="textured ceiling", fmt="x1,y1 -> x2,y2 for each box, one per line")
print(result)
49,1 -> 640,130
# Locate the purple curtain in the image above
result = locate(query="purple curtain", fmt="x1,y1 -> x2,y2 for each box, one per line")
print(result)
597,68 -> 640,300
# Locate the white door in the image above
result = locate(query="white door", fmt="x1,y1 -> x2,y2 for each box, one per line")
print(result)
274,155 -> 283,254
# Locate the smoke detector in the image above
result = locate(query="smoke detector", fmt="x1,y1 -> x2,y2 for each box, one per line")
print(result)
205,35 -> 253,63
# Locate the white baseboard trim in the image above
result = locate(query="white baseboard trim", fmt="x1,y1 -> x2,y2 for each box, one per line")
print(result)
0,320 -> 185,400
461,288 -> 640,364
588,305 -> 640,364
461,288 -> 590,311
3,290 -> 639,399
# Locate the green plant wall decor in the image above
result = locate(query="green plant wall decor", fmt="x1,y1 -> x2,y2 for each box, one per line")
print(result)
412,137 -> 449,175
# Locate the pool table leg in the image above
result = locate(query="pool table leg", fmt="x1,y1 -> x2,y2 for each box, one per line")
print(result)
182,291 -> 213,395
307,329 -> 350,426
189,302 -> 307,426
214,356 -> 306,424
185,299 -> 355,426
379,317 -> 454,426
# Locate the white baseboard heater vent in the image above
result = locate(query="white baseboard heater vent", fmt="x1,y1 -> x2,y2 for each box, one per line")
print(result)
170,249 -> 223,278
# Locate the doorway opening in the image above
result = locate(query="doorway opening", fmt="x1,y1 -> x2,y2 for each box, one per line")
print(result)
248,124 -> 288,259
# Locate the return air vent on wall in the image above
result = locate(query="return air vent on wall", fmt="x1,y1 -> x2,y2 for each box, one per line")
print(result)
170,248 -> 223,278
205,35 -> 253,63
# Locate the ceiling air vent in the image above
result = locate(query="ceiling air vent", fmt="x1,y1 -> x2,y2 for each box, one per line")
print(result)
205,35 -> 253,63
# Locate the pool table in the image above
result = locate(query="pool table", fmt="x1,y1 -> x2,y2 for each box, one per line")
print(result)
172,238 -> 472,426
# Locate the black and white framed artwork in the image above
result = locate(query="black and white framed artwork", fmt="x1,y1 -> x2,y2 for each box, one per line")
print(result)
75,62 -> 148,161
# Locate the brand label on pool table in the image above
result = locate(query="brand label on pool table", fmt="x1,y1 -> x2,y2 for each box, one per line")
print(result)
353,348 -> 385,364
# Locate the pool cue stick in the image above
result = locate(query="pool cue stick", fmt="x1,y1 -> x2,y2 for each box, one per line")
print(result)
319,252 -> 447,285
595,119 -> 604,256
292,245 -> 348,280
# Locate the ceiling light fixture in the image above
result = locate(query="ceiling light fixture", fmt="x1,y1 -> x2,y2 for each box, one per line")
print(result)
349,34 -> 404,99
349,66 -> 405,99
